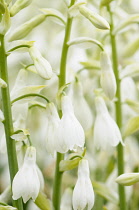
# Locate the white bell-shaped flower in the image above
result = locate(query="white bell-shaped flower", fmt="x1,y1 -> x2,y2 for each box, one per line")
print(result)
29,46 -> 53,80
45,102 -> 60,155
57,95 -> 85,153
100,51 -> 117,100
61,188 -> 73,210
93,97 -> 124,149
71,81 -> 93,131
72,159 -> 95,210
12,146 -> 40,203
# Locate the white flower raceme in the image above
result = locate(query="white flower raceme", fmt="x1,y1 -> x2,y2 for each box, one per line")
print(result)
100,51 -> 116,100
45,102 -> 60,155
12,146 -> 40,203
72,159 -> 95,210
57,95 -> 85,153
71,81 -> 93,131
93,97 -> 124,149
29,46 -> 53,80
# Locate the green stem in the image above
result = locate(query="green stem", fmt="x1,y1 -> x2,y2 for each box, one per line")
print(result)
0,35 -> 23,210
52,0 -> 75,209
108,6 -> 126,210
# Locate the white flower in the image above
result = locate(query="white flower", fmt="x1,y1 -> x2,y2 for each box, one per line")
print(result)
71,81 -> 93,131
57,95 -> 85,153
61,188 -> 73,210
29,46 -> 53,80
93,97 -> 124,149
12,146 -> 40,203
100,51 -> 116,100
72,159 -> 95,210
45,102 -> 60,155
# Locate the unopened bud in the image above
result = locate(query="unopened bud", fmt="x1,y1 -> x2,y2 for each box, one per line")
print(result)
116,173 -> 139,186
8,14 -> 46,41
0,78 -> 7,88
79,5 -> 110,30
0,4 -> 10,35
100,51 -> 116,100
10,0 -> 33,17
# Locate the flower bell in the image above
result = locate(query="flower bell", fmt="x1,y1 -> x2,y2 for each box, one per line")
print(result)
71,81 -> 93,131
45,102 -> 60,155
29,46 -> 53,80
57,95 -> 85,153
12,146 -> 40,203
72,159 -> 95,210
100,51 -> 116,100
93,97 -> 124,149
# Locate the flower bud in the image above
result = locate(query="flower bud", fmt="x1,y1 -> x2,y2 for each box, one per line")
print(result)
79,5 -> 110,30
61,188 -> 73,210
116,173 -> 139,186
0,4 -> 11,35
12,146 -> 40,203
72,159 -> 95,210
71,80 -> 93,130
45,102 -> 60,155
8,14 -> 46,41
29,46 -> 53,80
10,0 -> 33,17
0,109 -> 4,121
0,78 -> 7,88
56,95 -> 85,153
94,96 -> 124,149
100,51 -> 116,100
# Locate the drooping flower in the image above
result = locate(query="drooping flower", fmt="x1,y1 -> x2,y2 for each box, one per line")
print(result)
61,188 -> 73,210
45,102 -> 60,155
100,51 -> 116,100
29,46 -> 53,80
12,146 -> 40,203
93,97 -> 124,149
72,159 -> 95,210
71,81 -> 93,131
57,95 -> 85,153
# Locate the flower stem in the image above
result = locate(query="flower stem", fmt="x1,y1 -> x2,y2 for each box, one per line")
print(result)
108,6 -> 126,210
0,35 -> 23,210
11,93 -> 50,104
52,0 -> 75,209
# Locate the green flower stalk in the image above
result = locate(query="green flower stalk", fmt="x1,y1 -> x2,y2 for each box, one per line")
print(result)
107,6 -> 126,210
52,0 -> 76,209
0,35 -> 23,210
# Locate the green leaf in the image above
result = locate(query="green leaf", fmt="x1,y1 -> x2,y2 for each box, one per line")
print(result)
59,157 -> 81,172
93,181 -> 118,204
125,99 -> 139,114
35,192 -> 52,210
123,116 -> 139,138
